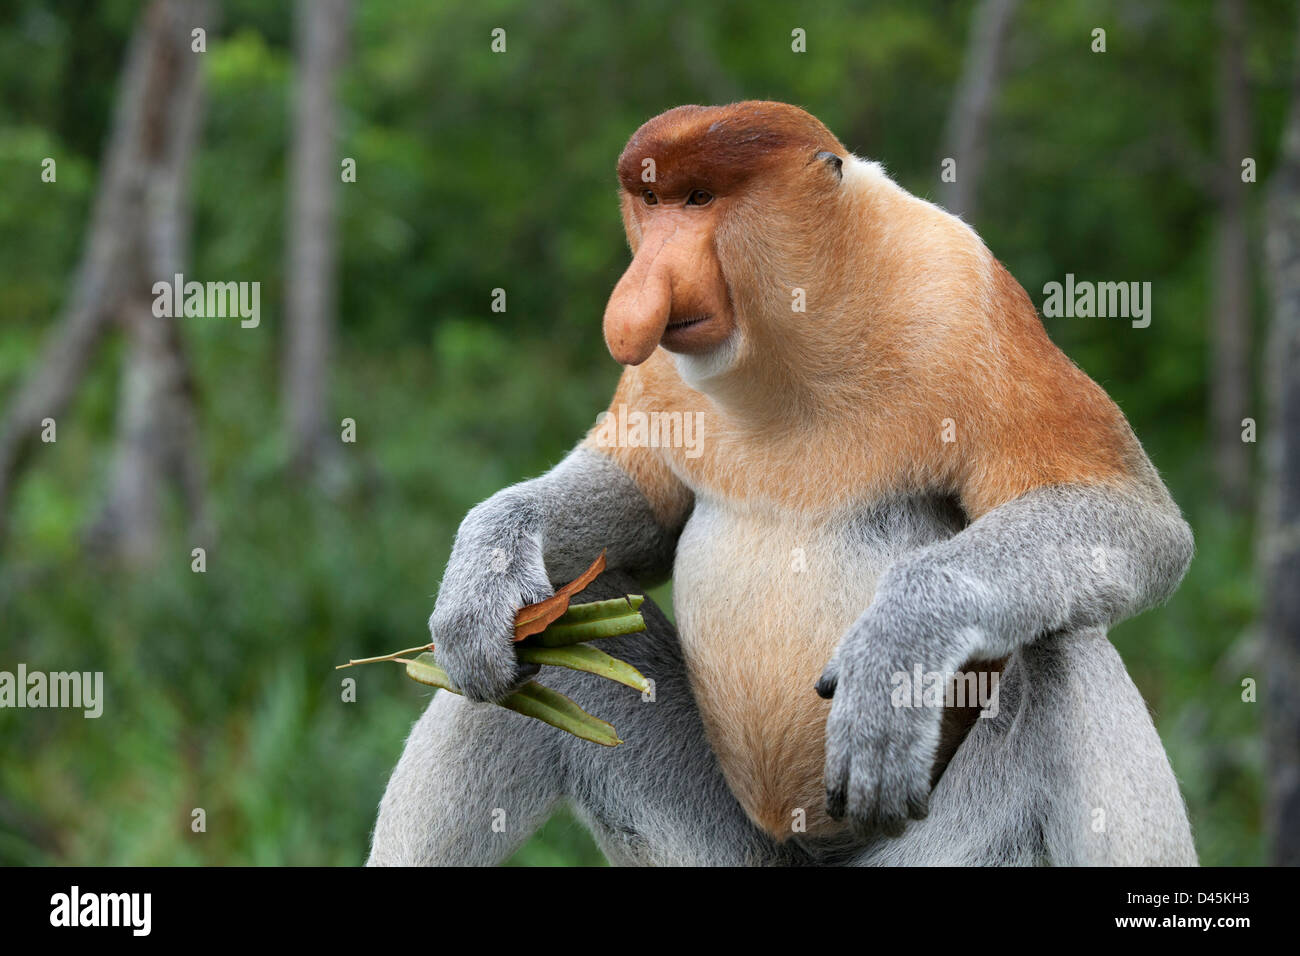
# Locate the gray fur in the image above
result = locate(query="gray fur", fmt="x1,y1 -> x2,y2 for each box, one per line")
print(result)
371,570 -> 801,866
821,626 -> 1195,865
427,445 -> 680,703
367,684 -> 565,865
820,482 -> 1194,838
370,574 -> 1195,865
371,447 -> 1197,866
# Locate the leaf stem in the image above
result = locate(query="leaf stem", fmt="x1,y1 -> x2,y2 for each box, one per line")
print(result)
335,644 -> 434,669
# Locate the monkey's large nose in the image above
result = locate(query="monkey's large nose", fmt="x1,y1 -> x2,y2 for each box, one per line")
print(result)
603,243 -> 673,366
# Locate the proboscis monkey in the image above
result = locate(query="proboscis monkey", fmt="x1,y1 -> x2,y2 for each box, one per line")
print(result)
369,102 -> 1197,865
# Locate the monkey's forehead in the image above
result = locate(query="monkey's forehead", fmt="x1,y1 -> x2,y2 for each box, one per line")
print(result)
616,101 -> 844,197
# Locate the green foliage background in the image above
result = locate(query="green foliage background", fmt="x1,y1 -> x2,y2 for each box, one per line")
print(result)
0,0 -> 1288,865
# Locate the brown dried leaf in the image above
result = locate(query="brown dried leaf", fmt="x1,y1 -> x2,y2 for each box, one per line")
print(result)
513,550 -> 607,641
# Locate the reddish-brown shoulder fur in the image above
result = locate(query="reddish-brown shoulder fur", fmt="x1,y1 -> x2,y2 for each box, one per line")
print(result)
952,261 -> 1135,516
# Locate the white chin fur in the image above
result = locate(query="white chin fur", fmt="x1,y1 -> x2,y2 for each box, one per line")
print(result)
670,331 -> 741,391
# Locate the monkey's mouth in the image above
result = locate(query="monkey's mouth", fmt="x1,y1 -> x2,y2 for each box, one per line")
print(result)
666,314 -> 710,331
661,311 -> 732,356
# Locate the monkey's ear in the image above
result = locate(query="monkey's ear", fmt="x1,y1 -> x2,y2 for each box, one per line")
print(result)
814,150 -> 843,182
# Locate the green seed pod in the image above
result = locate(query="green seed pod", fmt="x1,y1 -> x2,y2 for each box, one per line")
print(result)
405,653 -> 459,692
517,643 -> 650,692
403,653 -> 622,746
500,682 -> 622,747
554,595 -> 645,624
530,612 -> 646,647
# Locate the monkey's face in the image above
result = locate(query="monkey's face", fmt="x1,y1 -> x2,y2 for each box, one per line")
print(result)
603,183 -> 734,367
603,102 -> 846,371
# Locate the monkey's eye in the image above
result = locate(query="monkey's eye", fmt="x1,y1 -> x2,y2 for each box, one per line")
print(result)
685,189 -> 714,206
641,190 -> 658,206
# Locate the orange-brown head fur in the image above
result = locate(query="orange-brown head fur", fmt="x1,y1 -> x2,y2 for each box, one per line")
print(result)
615,102 -> 845,199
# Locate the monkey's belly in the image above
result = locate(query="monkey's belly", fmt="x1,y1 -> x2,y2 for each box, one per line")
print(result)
670,496 -> 958,840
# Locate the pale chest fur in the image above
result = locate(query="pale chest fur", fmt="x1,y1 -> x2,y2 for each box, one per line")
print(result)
671,493 -> 962,839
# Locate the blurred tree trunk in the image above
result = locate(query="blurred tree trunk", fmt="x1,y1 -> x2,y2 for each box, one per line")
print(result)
284,0 -> 350,478
1263,9 -> 1300,869
0,0 -> 212,559
89,0 -> 212,562
1211,0 -> 1253,512
940,0 -> 1019,223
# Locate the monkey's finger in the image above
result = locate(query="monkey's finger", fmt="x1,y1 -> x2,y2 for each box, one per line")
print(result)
849,778 -> 904,840
825,781 -> 846,820
906,780 -> 931,821
824,732 -> 850,818
904,737 -> 936,820
875,775 -> 911,838
815,664 -> 838,699
817,642 -> 848,699
513,660 -> 542,684
850,742 -> 903,839
868,808 -> 907,840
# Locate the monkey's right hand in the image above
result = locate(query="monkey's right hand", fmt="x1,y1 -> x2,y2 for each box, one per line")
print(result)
427,495 -> 554,703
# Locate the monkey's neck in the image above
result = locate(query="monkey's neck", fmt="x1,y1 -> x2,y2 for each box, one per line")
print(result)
684,321 -> 915,439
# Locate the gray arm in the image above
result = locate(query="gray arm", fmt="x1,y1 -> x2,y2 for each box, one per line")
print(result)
431,444 -> 684,702
820,481 -> 1194,837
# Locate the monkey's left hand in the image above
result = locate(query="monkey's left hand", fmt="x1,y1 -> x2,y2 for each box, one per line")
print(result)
817,562 -> 984,839
816,484 -> 1192,838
